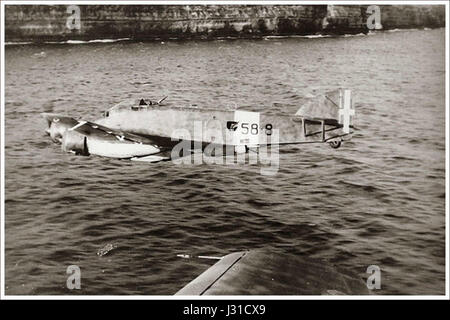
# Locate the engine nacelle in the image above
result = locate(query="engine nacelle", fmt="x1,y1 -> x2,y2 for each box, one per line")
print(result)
61,130 -> 89,156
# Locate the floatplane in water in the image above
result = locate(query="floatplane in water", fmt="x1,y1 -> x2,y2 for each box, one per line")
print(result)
42,89 -> 356,163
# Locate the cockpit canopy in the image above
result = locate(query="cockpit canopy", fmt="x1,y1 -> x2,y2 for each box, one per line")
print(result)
103,96 -> 168,117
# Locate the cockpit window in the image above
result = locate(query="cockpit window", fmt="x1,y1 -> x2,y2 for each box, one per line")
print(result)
108,97 -> 168,114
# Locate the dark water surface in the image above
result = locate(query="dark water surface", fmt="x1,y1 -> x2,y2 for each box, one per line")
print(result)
4,29 -> 446,295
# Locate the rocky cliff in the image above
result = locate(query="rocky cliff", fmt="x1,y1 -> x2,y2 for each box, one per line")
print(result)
4,4 -> 446,42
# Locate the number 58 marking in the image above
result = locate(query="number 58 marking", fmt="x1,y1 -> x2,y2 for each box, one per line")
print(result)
241,123 -> 258,135
241,123 -> 273,136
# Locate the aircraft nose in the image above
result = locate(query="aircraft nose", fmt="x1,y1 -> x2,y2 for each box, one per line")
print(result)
40,113 -> 74,143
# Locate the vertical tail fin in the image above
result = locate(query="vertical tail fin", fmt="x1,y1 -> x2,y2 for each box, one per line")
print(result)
338,89 -> 355,134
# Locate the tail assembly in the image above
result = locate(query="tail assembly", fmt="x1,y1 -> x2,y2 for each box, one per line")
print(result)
293,89 -> 356,149
295,88 -> 355,133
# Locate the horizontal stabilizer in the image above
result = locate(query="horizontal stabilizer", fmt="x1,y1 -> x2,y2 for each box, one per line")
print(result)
295,89 -> 341,120
295,89 -> 355,133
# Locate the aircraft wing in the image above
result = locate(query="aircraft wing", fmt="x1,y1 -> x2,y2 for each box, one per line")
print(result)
43,113 -> 171,162
74,120 -> 161,145
175,250 -> 370,295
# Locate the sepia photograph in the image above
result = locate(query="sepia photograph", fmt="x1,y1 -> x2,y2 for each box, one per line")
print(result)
0,0 -> 448,307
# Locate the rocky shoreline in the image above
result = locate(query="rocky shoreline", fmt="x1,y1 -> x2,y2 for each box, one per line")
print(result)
4,5 -> 446,43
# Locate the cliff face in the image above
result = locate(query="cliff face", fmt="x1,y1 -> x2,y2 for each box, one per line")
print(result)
379,5 -> 446,29
322,5 -> 367,33
322,5 -> 446,32
4,5 -> 446,42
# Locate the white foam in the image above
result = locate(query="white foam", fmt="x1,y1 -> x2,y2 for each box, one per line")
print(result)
61,38 -> 131,44
5,41 -> 32,46
300,34 -> 332,39
342,33 -> 366,37
386,28 -> 421,33
6,38 -> 131,46
263,34 -> 331,40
